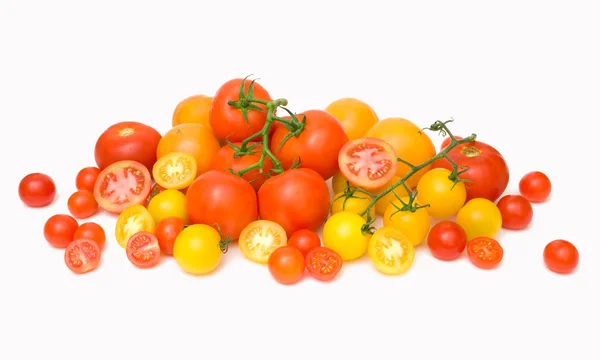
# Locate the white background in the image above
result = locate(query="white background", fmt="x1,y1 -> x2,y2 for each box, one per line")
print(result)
1,1 -> 598,359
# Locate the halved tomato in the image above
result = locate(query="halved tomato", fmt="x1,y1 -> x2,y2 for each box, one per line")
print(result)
126,231 -> 161,268
238,220 -> 287,263
93,160 -> 152,214
305,246 -> 343,281
367,226 -> 415,275
115,204 -> 156,248
152,152 -> 197,190
64,238 -> 101,274
338,137 -> 397,190
466,237 -> 503,269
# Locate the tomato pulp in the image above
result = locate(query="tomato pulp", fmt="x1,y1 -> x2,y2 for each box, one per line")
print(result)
338,137 -> 397,190
93,160 -> 153,214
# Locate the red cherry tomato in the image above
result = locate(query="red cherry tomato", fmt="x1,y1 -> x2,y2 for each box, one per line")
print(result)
519,171 -> 551,203
288,229 -> 321,256
543,240 -> 578,274
466,237 -> 503,269
67,190 -> 99,219
18,173 -> 56,207
268,246 -> 306,285
305,246 -> 343,281
338,137 -> 398,190
427,221 -> 468,261
126,232 -> 161,268
64,238 -> 101,274
73,222 -> 106,250
44,214 -> 79,248
155,217 -> 186,255
496,195 -> 533,230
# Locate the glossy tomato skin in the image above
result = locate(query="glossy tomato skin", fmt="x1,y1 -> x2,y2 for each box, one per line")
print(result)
67,190 -> 99,219
432,140 -> 509,203
519,171 -> 551,203
93,160 -> 153,214
209,142 -> 273,191
427,221 -> 467,261
543,240 -> 578,274
18,173 -> 56,207
44,214 -> 79,248
288,229 -> 321,256
270,110 -> 349,180
172,94 -> 213,128
76,167 -> 101,192
268,246 -> 306,285
73,222 -> 106,250
440,136 -> 463,151
496,195 -> 533,230
155,217 -> 186,255
186,170 -> 258,240
94,121 -> 162,172
258,168 -> 330,236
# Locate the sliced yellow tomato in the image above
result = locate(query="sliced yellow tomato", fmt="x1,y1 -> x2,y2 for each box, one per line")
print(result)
331,191 -> 375,220
239,220 -> 287,264
115,204 -> 156,248
152,152 -> 197,190
382,197 -> 431,246
367,226 -> 415,275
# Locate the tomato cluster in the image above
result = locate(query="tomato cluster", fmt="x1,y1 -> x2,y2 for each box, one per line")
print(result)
18,76 -> 578,281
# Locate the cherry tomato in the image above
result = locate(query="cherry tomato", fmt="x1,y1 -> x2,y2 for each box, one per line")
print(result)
519,171 -> 551,203
173,224 -> 223,275
172,94 -> 213,128
367,226 -> 415,275
331,192 -> 375,220
496,195 -> 533,230
288,229 -> 321,256
456,198 -> 502,241
64,238 -> 101,274
155,217 -> 186,255
152,152 -> 197,190
115,204 -> 156,248
467,237 -> 503,269
147,189 -> 188,224
440,136 -> 463,150
126,232 -> 161,268
416,168 -> 466,219
209,142 -> 274,191
239,220 -> 288,263
543,240 -> 578,274
268,246 -> 305,285
73,222 -> 106,250
75,167 -> 101,192
324,98 -> 379,140
305,246 -> 343,281
338,137 -> 397,190
93,160 -> 153,214
67,190 -> 99,219
44,214 -> 79,248
382,196 -> 431,246
18,173 -> 56,207
322,212 -> 370,261
427,221 -> 467,261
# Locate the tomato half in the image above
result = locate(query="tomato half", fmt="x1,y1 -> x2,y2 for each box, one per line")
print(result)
426,221 -> 467,261
64,238 -> 101,274
115,204 -> 156,248
338,137 -> 397,190
496,195 -> 533,230
305,246 -> 343,281
126,232 -> 161,268
367,226 -> 415,275
466,237 -> 503,269
209,142 -> 274,191
18,173 -> 56,207
172,94 -> 213,128
543,240 -> 579,274
268,246 -> 305,285
288,229 -> 321,256
324,98 -> 379,140
239,220 -> 287,264
73,222 -> 106,250
75,167 -> 101,192
416,168 -> 466,219
519,171 -> 552,203
152,152 -> 197,190
44,214 -> 79,248
93,160 -> 152,214
67,190 -> 99,219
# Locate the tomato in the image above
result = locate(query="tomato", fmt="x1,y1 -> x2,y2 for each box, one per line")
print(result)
18,173 -> 56,207
152,152 -> 197,190
94,121 -> 162,172
367,226 -> 415,275
331,171 -> 353,194
115,204 -> 156,248
64,238 -> 101,274
496,195 -> 533,230
338,137 -> 397,190
258,168 -> 330,236
456,198 -> 502,241
543,240 -> 579,274
239,220 -> 287,263
288,229 -> 321,256
365,117 -> 436,188
519,171 -> 552,203
432,139 -> 509,203
157,123 -> 221,178
322,211 -> 371,261
155,217 -> 186,255
373,176 -> 411,215
186,170 -> 258,240
331,192 -> 375,220
268,246 -> 305,285
209,78 -> 273,142
209,142 -> 274,191
426,221 -> 467,261
440,136 -> 463,151
93,160 -> 152,214
126,231 -> 161,268
67,190 -> 99,219
44,214 -> 79,248
147,188 -> 188,224
382,197 -> 431,246
75,167 -> 101,192
173,224 -> 223,275
466,237 -> 503,269
73,222 -> 106,250
172,94 -> 213,128
305,246 -> 343,281
146,183 -> 166,205
270,109 -> 349,180
324,98 -> 379,140
416,168 -> 466,219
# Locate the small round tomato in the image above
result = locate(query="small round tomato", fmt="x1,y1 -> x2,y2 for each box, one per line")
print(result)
268,246 -> 305,285
367,226 -> 415,275
75,167 -> 101,192
331,192 -> 375,220
239,220 -> 287,264
331,171 -> 353,194
338,137 -> 397,190
173,224 -> 223,275
467,237 -> 503,269
152,152 -> 197,190
115,204 -> 156,248
519,171 -> 552,203
325,98 -> 379,140
44,214 -> 79,248
543,240 -> 579,274
18,173 -> 56,207
496,195 -> 533,230
440,136 -> 463,151
172,94 -> 213,128
209,142 -> 274,191
427,221 -> 467,261
147,188 -> 188,224
382,197 -> 431,246
322,211 -> 371,261
64,238 -> 101,274
126,232 -> 161,268
155,217 -> 186,255
456,198 -> 502,241
288,229 -> 321,256
416,168 -> 466,219
305,246 -> 343,281
373,176 -> 410,215
73,222 -> 106,250
93,160 -> 152,214
67,190 -> 99,219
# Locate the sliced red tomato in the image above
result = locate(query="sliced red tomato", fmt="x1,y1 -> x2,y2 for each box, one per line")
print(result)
93,160 -> 152,214
64,238 -> 101,274
126,231 -> 161,268
467,237 -> 503,269
305,246 -> 343,281
338,137 -> 397,190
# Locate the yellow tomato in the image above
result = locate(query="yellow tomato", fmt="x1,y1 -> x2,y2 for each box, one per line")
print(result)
238,220 -> 287,264
173,224 -> 223,275
115,204 -> 156,248
367,226 -> 415,275
456,198 -> 502,241
147,189 -> 188,224
416,168 -> 466,219
152,152 -> 197,190
331,171 -> 353,194
382,197 -> 431,246
373,176 -> 410,215
322,211 -> 371,261
172,94 -> 213,128
331,192 -> 375,220
324,98 -> 379,140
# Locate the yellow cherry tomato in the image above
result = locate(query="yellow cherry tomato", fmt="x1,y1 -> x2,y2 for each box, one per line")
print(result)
416,168 -> 466,219
331,192 -> 375,220
325,98 -> 379,140
172,94 -> 213,128
367,226 -> 415,275
331,171 -> 353,194
115,204 -> 156,248
238,220 -> 288,264
382,197 -> 431,246
173,224 -> 223,275
373,176 -> 410,215
152,152 -> 197,190
147,189 -> 188,224
322,211 -> 371,261
456,198 -> 502,241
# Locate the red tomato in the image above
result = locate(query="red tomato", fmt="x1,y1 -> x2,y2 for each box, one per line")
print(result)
440,136 -> 463,150
186,170 -> 258,240
209,78 -> 273,142
519,171 -> 551,203
64,238 -> 101,274
67,190 -> 99,219
18,173 -> 56,207
258,168 -> 330,236
270,110 -> 349,180
94,121 -> 162,172
305,246 -> 343,281
427,221 -> 468,261
467,237 -> 503,269
268,246 -> 306,285
155,217 -> 186,255
496,195 -> 533,230
93,160 -> 152,214
543,240 -> 578,274
338,137 -> 397,190
209,142 -> 273,191
44,214 -> 79,248
73,222 -> 106,250
75,167 -> 101,192
288,229 -> 321,256
126,232 -> 161,268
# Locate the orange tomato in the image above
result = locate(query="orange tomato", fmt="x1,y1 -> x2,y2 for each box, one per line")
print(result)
172,94 -> 213,128
325,98 -> 379,140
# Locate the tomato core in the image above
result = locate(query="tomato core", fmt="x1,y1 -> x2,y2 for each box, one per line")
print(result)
119,127 -> 135,136
461,146 -> 481,157
344,143 -> 393,181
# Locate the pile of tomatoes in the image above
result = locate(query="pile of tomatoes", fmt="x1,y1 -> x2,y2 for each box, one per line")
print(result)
17,77 -> 580,284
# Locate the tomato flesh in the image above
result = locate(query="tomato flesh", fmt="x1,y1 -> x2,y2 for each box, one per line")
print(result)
126,232 -> 161,268
115,204 -> 156,248
93,160 -> 152,214
305,246 -> 343,281
239,220 -> 287,264
64,238 -> 101,274
367,227 -> 415,275
338,137 -> 397,190
153,152 -> 197,190
467,237 -> 503,269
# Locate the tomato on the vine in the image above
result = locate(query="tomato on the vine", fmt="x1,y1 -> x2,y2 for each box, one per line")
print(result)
173,224 -> 223,275
126,232 -> 161,268
456,198 -> 502,241
288,229 -> 321,256
426,221 -> 467,261
338,137 -> 397,190
322,211 -> 370,261
543,240 -> 578,274
325,98 -> 379,140
64,238 -> 101,274
519,171 -> 551,203
239,220 -> 287,264
467,237 -> 503,269
152,152 -> 197,190
73,222 -> 106,250
268,246 -> 305,285
496,195 -> 533,230
75,167 -> 101,192
172,94 -> 213,128
93,160 -> 153,214
155,217 -> 186,255
147,189 -> 188,224
44,214 -> 79,248
416,168 -> 466,219
373,176 -> 411,215
209,142 -> 273,191
115,204 -> 156,248
18,173 -> 56,207
367,226 -> 415,275
331,192 -> 375,220
305,246 -> 343,281
67,190 -> 99,219
440,136 -> 463,151
382,197 -> 431,246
